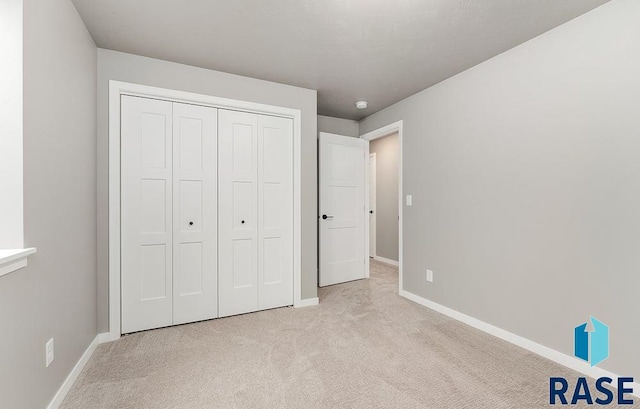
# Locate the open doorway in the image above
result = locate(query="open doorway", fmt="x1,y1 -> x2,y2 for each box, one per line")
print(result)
361,121 -> 403,293
367,133 -> 399,266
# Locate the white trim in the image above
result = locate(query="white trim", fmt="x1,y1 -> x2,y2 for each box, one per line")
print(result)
295,297 -> 319,308
292,109 -> 302,308
360,121 -> 402,142
400,289 -> 640,398
372,255 -> 399,267
360,121 -> 403,295
95,332 -> 114,344
0,248 -> 36,277
364,141 -> 370,279
46,332 -> 111,409
368,153 -> 377,263
109,81 -> 303,339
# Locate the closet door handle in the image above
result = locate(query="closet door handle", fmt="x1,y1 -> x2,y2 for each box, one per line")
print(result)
189,221 -> 194,226
322,214 -> 334,220
241,220 -> 245,224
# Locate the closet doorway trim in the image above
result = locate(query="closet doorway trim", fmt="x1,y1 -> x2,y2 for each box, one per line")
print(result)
108,80 -> 303,341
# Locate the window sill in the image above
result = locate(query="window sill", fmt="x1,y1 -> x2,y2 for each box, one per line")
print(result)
0,248 -> 37,277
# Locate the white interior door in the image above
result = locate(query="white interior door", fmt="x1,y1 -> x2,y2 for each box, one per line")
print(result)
121,96 -> 173,333
369,153 -> 376,258
218,109 -> 259,317
257,114 -> 294,310
172,102 -> 218,325
319,133 -> 368,287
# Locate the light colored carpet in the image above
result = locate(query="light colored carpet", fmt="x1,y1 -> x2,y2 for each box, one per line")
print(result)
61,261 -> 632,408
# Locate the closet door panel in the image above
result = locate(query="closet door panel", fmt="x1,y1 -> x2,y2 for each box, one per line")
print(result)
172,102 -> 218,325
121,96 -> 173,334
258,115 -> 294,309
218,110 -> 259,317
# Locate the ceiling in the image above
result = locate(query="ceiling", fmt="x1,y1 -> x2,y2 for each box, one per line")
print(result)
72,0 -> 609,120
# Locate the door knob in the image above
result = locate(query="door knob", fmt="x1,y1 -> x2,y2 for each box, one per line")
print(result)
189,221 -> 194,226
369,210 -> 374,214
241,220 -> 245,224
322,214 -> 334,220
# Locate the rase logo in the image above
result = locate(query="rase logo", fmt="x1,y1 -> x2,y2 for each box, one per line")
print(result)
574,316 -> 609,367
549,317 -> 635,405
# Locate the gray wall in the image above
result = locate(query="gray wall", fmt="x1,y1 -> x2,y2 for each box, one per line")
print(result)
0,0 -> 98,408
318,115 -> 359,137
97,49 -> 319,332
360,0 -> 639,378
370,133 -> 399,262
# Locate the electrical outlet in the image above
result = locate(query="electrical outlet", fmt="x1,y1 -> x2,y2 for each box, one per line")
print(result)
406,195 -> 413,206
46,338 -> 54,367
426,269 -> 434,283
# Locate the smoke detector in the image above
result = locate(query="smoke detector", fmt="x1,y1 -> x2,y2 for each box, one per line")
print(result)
355,101 -> 368,110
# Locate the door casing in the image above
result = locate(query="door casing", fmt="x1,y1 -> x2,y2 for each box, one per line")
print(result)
359,121 -> 404,293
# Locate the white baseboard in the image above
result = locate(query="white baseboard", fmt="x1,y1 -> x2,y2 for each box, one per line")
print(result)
372,255 -> 399,267
47,332 -> 111,409
295,297 -> 319,308
100,331 -> 121,343
399,290 -> 640,398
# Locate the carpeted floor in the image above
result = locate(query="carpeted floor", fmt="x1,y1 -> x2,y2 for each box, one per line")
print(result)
61,261 -> 633,408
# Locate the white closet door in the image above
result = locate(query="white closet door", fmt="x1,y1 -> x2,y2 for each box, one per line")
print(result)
218,110 -> 259,317
121,96 -> 173,333
257,115 -> 293,310
172,103 -> 218,325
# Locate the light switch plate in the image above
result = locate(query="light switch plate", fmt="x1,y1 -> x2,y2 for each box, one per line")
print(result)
46,338 -> 54,367
406,195 -> 413,206
426,269 -> 434,283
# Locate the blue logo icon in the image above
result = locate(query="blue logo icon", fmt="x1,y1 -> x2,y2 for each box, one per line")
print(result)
574,316 -> 609,367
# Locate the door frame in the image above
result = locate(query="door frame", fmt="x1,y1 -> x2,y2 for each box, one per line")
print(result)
108,80 -> 303,341
369,153 -> 377,259
360,121 -> 403,294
